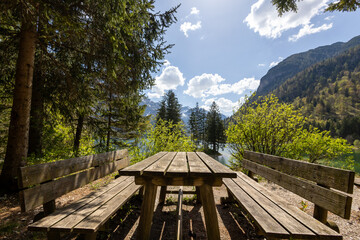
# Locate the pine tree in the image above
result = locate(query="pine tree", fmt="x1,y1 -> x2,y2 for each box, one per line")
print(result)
166,90 -> 182,124
205,101 -> 225,152
156,90 -> 181,124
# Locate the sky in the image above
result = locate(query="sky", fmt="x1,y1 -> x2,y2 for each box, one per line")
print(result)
145,0 -> 360,116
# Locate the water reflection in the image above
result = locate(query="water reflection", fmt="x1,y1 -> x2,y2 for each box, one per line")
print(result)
209,146 -> 232,166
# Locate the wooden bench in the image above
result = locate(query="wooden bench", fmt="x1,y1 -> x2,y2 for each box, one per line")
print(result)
223,150 -> 355,240
18,149 -> 141,240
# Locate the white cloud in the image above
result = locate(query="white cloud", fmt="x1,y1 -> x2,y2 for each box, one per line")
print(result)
269,57 -> 284,68
184,73 -> 225,98
258,63 -> 266,67
324,16 -> 334,21
289,23 -> 333,41
180,21 -> 202,37
184,74 -> 259,98
201,97 -> 242,115
244,0 -> 330,39
148,66 -> 185,99
163,60 -> 171,67
190,7 -> 200,15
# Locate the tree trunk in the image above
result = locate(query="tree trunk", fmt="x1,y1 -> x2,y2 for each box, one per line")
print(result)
28,62 -> 44,157
73,114 -> 84,157
0,19 -> 37,193
106,109 -> 111,152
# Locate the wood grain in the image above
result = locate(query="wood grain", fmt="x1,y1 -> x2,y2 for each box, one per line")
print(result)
28,176 -> 132,231
232,173 -> 315,238
235,171 -> 342,239
199,184 -> 220,240
143,152 -> 176,176
223,178 -> 290,239
21,160 -> 128,212
19,150 -> 128,188
244,150 -> 355,194
166,152 -> 188,177
242,159 -> 352,219
196,152 -> 236,178
187,152 -> 212,176
119,152 -> 166,176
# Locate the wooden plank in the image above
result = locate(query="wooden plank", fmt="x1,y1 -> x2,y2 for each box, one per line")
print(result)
243,159 -> 352,219
28,176 -> 132,231
236,171 -> 342,239
199,184 -> 220,240
142,152 -> 176,176
135,176 -> 223,187
196,152 -> 236,178
119,152 -> 167,176
244,150 -> 355,194
232,174 -> 315,238
50,177 -> 135,232
187,152 -> 212,176
21,160 -> 128,212
73,181 -> 141,232
223,178 -> 290,239
137,180 -> 158,240
19,150 -> 127,188
166,152 -> 188,177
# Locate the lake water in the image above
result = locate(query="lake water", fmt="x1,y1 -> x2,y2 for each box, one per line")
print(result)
209,146 -> 233,166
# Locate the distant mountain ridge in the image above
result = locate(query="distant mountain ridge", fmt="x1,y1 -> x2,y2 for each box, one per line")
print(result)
253,36 -> 360,142
256,35 -> 360,98
141,98 -> 226,125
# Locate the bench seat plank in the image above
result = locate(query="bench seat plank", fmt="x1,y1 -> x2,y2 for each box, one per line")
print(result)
232,174 -> 316,238
28,176 -> 132,231
223,178 -> 290,239
50,176 -> 135,231
74,181 -> 141,232
242,159 -> 352,219
237,171 -> 342,240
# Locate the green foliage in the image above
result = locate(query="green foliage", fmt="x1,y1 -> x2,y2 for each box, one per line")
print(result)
226,95 -> 305,160
130,119 -> 195,164
156,90 -> 182,124
205,101 -> 225,152
272,0 -> 360,15
188,102 -> 206,147
226,95 -> 354,170
354,139 -> 360,148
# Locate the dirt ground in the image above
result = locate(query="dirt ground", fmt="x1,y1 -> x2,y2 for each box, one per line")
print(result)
1,176 -> 359,240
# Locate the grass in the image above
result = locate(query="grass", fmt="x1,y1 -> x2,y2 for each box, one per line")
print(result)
318,148 -> 360,175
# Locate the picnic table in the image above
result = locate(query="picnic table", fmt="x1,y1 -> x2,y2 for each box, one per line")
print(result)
119,151 -> 236,240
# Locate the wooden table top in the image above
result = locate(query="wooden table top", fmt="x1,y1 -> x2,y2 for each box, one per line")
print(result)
119,152 -> 236,179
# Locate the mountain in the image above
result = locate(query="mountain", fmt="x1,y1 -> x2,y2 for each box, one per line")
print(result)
255,40 -> 360,143
141,98 -> 226,125
256,35 -> 360,97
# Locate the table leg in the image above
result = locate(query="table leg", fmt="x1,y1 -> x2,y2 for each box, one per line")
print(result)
200,184 -> 220,240
159,186 -> 167,204
137,181 -> 157,240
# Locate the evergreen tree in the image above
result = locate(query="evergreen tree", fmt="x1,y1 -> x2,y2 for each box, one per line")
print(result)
156,90 -> 181,124
166,90 -> 182,124
205,101 -> 225,152
188,102 -> 206,146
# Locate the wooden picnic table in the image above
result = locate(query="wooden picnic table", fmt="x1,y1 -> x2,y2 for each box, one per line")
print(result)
119,151 -> 236,240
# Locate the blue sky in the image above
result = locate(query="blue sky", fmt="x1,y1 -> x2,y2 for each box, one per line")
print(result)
145,0 -> 360,116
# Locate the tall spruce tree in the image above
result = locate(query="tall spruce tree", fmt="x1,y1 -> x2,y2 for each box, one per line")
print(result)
156,90 -> 181,124
188,102 -> 206,146
205,101 -> 225,152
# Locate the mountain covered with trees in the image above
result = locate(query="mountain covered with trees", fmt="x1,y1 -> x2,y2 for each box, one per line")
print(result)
254,36 -> 360,143
256,35 -> 360,97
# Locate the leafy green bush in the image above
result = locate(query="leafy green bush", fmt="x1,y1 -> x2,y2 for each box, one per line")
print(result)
226,95 -> 354,170
130,119 -> 195,164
